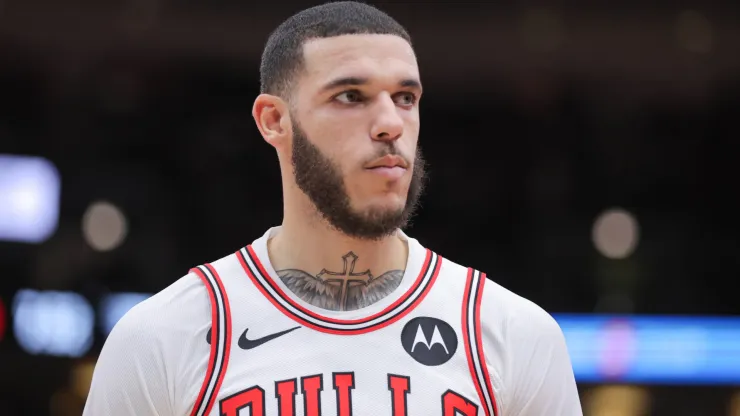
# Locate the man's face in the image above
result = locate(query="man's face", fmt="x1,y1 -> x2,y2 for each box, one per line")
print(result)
290,34 -> 425,240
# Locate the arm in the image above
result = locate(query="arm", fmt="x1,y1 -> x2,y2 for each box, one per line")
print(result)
83,302 -> 174,415
503,306 -> 582,416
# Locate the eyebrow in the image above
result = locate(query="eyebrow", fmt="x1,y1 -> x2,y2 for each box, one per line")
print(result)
320,76 -> 423,93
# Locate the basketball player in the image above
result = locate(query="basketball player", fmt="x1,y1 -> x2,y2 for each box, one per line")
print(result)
83,2 -> 582,415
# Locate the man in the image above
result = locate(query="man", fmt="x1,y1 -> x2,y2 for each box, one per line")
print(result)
83,2 -> 582,415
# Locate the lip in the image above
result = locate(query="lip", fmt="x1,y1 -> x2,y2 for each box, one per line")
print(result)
366,166 -> 406,180
365,154 -> 408,169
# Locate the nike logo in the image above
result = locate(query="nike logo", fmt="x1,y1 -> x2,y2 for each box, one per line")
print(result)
238,326 -> 300,350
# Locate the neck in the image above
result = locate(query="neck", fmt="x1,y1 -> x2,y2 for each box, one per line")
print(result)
267,195 -> 408,312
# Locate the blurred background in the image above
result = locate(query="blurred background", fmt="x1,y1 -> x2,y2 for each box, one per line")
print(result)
1,0 -> 739,415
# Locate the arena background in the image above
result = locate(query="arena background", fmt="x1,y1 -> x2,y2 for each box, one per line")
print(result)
1,0 -> 739,414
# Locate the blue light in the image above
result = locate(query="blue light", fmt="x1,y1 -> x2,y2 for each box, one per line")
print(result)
554,314 -> 740,384
12,289 -> 95,358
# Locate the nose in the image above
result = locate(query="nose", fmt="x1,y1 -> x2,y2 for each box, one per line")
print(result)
370,94 -> 404,143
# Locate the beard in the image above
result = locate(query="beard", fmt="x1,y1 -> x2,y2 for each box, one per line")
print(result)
291,120 -> 426,241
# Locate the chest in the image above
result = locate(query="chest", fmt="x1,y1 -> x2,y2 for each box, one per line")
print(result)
189,253 -> 495,416
211,316 -> 483,416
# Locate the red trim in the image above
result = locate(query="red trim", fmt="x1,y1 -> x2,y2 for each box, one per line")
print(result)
187,265 -> 233,416
202,263 -> 233,416
189,267 -> 220,416
237,248 -> 442,335
473,273 -> 499,416
461,268 -> 488,416
247,245 -> 432,324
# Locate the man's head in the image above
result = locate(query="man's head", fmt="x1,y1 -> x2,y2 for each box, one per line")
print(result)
253,1 -> 426,240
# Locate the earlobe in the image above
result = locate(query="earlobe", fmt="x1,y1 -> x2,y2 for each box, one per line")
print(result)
252,94 -> 290,149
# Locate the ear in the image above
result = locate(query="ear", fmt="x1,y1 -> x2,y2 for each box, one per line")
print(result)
252,94 -> 291,150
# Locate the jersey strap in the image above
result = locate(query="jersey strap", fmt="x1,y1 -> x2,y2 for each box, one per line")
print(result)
462,268 -> 499,416
189,263 -> 233,416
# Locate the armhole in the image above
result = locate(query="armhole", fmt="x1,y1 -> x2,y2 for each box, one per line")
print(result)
188,264 -> 233,416
462,268 -> 499,416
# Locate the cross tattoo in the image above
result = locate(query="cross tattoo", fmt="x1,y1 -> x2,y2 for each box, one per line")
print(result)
316,252 -> 374,311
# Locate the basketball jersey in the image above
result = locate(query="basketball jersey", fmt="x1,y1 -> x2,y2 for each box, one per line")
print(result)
83,227 -> 582,416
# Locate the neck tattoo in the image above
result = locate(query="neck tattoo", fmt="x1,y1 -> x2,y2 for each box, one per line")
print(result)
276,251 -> 404,311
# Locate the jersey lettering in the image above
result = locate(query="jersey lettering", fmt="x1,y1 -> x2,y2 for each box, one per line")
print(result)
275,379 -> 297,416
332,372 -> 355,416
301,374 -> 323,416
442,390 -> 478,416
219,373 -> 476,415
220,386 -> 265,416
388,374 -> 410,416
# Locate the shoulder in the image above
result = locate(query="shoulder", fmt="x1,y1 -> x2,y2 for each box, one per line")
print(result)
475,277 -> 577,414
116,271 -> 211,337
479,278 -> 562,341
478,278 -> 581,415
431,252 -> 562,340
114,249 -> 245,348
86,272 -> 213,415
105,271 -> 212,374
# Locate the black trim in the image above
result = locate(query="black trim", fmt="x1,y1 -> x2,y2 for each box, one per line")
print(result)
218,385 -> 265,416
441,389 -> 479,416
199,264 -> 230,415
388,374 -> 411,416
300,374 -> 324,416
332,372 -> 355,416
465,270 -> 496,416
472,271 -> 496,416
239,247 -> 439,332
192,265 -> 222,416
275,378 -> 298,416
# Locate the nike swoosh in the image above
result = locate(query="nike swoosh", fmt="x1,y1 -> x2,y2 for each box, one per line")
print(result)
238,326 -> 300,350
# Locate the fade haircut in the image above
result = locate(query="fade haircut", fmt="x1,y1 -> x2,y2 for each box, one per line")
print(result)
259,1 -> 412,98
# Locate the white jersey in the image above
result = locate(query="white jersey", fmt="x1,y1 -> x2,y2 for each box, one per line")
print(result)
84,228 -> 582,416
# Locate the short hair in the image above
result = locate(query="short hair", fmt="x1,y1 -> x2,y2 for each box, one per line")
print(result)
259,1 -> 412,97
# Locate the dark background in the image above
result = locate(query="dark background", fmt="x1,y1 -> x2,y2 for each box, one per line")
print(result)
1,1 -> 739,414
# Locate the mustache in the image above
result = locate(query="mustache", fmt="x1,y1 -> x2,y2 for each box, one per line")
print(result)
365,144 -> 411,166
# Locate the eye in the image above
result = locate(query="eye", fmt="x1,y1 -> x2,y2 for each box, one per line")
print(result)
334,90 -> 364,104
394,92 -> 417,107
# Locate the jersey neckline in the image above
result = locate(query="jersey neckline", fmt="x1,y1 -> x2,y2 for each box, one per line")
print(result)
235,227 -> 442,335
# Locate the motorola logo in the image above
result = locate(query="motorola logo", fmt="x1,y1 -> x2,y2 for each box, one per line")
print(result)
401,317 -> 458,366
